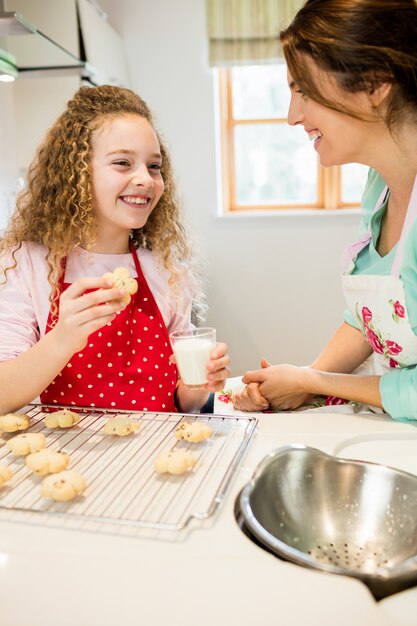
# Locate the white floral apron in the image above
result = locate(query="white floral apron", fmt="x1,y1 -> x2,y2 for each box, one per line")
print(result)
340,175 -> 417,411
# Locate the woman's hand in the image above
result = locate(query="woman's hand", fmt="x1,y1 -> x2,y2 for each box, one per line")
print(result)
242,363 -> 314,411
51,277 -> 127,355
233,358 -> 270,411
205,342 -> 231,392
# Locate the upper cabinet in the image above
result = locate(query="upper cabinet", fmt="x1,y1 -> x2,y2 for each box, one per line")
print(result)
0,0 -> 130,86
77,0 -> 130,87
1,0 -> 82,73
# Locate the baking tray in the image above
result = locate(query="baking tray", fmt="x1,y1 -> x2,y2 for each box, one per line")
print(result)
0,403 -> 257,535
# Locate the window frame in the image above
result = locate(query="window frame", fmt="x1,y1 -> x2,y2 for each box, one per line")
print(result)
218,67 -> 361,214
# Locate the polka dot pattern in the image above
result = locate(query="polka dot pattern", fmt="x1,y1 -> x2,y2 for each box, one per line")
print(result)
40,248 -> 178,412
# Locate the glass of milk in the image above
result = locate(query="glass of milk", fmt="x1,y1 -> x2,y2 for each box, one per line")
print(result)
170,327 -> 216,389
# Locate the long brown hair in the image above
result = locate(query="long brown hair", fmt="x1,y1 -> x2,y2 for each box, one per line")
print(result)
280,0 -> 417,129
0,85 -> 206,320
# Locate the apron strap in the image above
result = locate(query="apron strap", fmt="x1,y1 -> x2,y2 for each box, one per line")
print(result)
129,240 -> 175,351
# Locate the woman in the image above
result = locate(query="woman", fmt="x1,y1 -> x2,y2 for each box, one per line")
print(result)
233,0 -> 417,420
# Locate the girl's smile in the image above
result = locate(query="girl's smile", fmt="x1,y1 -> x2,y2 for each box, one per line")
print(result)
91,114 -> 164,252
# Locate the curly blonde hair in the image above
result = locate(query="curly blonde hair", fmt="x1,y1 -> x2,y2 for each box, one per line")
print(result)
0,85 -> 206,321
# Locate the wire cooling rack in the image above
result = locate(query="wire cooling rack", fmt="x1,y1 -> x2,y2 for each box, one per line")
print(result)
0,404 -> 257,535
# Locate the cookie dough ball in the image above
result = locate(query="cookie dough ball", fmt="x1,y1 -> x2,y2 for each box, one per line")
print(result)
6,433 -> 46,456
41,470 -> 86,502
44,409 -> 80,429
154,449 -> 197,475
0,413 -> 30,433
102,267 -> 138,305
175,421 -> 213,443
26,449 -> 70,476
0,466 -> 13,487
103,417 -> 140,437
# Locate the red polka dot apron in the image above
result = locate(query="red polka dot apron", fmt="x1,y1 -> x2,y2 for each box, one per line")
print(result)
40,242 -> 178,412
339,175 -> 417,411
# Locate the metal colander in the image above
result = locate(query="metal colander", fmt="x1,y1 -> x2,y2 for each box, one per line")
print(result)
238,444 -> 417,599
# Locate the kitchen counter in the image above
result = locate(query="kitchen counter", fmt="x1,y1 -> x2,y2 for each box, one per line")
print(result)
0,405 -> 416,626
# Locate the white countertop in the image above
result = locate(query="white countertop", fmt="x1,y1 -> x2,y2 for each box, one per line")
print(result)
0,405 -> 416,626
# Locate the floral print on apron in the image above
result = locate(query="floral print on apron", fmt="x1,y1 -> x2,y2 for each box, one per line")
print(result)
341,175 -> 417,379
40,242 -> 178,412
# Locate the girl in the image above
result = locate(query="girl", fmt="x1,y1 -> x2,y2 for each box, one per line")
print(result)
0,85 -> 229,414
234,0 -> 417,420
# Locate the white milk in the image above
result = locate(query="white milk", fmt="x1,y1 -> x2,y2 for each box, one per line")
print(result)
173,337 -> 214,387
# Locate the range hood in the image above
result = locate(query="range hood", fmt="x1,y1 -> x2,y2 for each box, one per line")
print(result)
0,10 -> 94,80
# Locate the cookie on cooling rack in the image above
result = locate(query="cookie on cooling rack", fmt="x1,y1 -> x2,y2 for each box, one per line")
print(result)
44,409 -> 80,429
41,470 -> 86,502
175,421 -> 212,443
26,449 -> 70,476
154,449 -> 197,475
6,433 -> 46,456
0,412 -> 30,433
0,465 -> 13,487
103,417 -> 140,437
102,267 -> 138,305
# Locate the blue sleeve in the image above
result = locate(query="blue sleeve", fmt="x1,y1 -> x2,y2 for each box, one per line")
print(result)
358,168 -> 385,233
343,308 -> 360,330
380,366 -> 417,421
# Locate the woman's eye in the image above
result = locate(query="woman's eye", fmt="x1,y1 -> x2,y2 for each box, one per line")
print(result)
148,163 -> 162,171
113,160 -> 130,167
295,88 -> 308,100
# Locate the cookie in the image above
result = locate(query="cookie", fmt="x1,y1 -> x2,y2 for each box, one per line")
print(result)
41,470 -> 86,502
26,449 -> 70,476
154,449 -> 197,475
44,409 -> 80,429
6,433 -> 46,456
0,413 -> 30,433
0,465 -> 13,487
175,421 -> 213,443
103,417 -> 140,437
102,267 -> 138,305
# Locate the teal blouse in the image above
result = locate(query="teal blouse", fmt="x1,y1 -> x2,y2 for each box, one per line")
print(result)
343,168 -> 417,421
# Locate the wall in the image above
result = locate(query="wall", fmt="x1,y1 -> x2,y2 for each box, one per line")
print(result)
0,0 -> 361,375
0,82 -> 17,230
100,0 -> 361,374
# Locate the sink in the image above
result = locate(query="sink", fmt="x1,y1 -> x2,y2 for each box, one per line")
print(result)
237,444 -> 417,600
334,433 -> 417,476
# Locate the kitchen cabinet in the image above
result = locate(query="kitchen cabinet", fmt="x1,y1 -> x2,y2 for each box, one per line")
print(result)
77,0 -> 131,87
2,0 -> 130,86
0,0 -> 130,174
3,0 -> 80,64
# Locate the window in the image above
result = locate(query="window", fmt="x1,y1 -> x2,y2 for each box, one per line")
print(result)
217,63 -> 368,213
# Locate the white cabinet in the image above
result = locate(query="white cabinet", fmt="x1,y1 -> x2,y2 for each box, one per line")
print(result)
3,0 -> 81,66
77,0 -> 130,87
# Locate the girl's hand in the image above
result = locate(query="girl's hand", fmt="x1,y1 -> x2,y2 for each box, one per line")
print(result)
233,358 -> 270,411
242,364 -> 313,411
52,276 -> 127,354
205,342 -> 231,392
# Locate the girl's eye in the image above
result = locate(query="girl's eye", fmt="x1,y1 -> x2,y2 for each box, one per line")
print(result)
113,160 -> 130,167
148,163 -> 162,171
